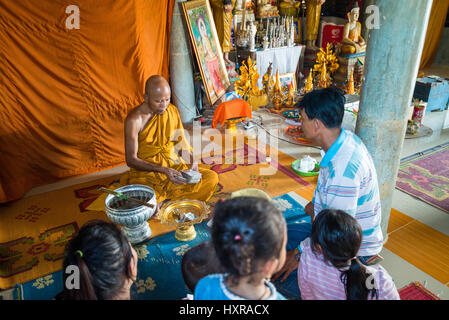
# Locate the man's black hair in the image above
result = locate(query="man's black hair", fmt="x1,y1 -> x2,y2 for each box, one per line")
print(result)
296,86 -> 346,128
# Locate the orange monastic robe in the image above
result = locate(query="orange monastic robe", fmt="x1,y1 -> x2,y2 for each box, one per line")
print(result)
121,104 -> 218,203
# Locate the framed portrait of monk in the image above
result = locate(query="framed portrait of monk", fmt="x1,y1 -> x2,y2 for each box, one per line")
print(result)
182,0 -> 230,105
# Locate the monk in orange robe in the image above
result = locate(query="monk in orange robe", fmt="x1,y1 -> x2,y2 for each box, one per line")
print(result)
122,75 -> 218,205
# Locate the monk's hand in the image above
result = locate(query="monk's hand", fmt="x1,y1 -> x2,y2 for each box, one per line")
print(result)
163,167 -> 187,185
271,249 -> 299,282
191,162 -> 199,171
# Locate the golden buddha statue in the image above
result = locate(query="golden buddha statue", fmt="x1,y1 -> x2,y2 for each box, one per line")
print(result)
341,3 -> 366,55
305,0 -> 326,50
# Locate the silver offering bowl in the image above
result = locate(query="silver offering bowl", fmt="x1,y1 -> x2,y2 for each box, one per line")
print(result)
105,184 -> 157,244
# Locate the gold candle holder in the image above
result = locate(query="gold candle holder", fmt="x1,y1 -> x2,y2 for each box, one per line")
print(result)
157,199 -> 210,242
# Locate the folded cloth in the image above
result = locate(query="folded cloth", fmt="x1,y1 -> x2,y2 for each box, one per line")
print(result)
211,98 -> 252,128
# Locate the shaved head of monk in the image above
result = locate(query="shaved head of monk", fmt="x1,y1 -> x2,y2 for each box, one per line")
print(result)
143,75 -> 171,114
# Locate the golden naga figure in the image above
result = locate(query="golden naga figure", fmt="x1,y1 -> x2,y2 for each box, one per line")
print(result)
341,3 -> 366,55
306,0 -> 326,50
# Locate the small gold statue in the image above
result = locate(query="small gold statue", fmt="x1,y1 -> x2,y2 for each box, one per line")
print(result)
341,2 -> 366,55
285,80 -> 296,107
270,70 -> 285,109
345,69 -> 356,95
304,71 -> 314,94
262,62 -> 274,95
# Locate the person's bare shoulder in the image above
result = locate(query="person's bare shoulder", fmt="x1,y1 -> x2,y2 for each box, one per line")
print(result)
125,104 -> 145,131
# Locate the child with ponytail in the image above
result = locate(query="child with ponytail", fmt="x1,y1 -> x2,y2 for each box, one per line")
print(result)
298,209 -> 399,300
194,197 -> 287,300
58,220 -> 138,300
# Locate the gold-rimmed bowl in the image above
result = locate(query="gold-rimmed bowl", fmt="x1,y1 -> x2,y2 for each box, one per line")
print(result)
157,199 -> 210,242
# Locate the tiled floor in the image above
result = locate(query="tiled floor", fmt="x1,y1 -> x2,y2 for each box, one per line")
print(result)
268,107 -> 449,299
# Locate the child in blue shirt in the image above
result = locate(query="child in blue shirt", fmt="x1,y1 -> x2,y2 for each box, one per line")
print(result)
194,197 -> 287,300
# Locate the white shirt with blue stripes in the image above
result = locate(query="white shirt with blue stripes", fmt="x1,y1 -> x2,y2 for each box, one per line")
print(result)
312,129 -> 383,257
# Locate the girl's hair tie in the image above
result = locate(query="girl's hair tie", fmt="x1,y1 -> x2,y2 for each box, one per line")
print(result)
234,234 -> 242,241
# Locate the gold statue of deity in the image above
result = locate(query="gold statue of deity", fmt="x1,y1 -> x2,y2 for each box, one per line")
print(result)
305,0 -> 326,50
211,0 -> 235,64
341,2 -> 366,55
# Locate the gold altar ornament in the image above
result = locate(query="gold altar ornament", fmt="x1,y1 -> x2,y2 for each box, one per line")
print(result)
262,62 -> 274,95
304,71 -> 314,94
285,80 -> 296,107
313,43 -> 339,88
345,69 -> 356,95
158,199 -> 210,241
235,57 -> 261,99
270,70 -> 286,109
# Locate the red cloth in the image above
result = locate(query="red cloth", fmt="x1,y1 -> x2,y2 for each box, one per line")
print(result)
398,281 -> 440,300
211,99 -> 252,128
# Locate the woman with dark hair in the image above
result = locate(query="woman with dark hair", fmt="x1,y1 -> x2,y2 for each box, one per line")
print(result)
58,220 -> 138,300
194,197 -> 287,300
298,209 -> 399,300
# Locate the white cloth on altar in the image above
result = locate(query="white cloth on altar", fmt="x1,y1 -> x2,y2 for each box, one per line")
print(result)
255,45 -> 305,87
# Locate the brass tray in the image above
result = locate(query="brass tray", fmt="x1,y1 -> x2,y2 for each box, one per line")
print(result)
157,199 -> 210,241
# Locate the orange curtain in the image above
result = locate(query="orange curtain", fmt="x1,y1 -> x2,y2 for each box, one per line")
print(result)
0,0 -> 175,203
419,0 -> 449,70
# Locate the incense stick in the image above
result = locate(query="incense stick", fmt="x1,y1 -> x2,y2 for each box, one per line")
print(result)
98,187 -> 155,208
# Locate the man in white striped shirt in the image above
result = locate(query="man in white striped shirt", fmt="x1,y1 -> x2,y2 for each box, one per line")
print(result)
272,87 -> 383,299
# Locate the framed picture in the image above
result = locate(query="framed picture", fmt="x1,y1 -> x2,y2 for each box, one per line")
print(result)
272,72 -> 297,92
182,0 -> 230,105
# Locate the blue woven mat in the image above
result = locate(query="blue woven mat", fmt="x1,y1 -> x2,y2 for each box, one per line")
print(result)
12,192 -> 309,300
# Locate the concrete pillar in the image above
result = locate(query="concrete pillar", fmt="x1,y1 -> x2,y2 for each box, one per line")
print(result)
355,0 -> 433,239
169,0 -> 197,124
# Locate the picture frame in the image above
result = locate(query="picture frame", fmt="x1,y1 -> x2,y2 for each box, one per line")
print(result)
182,0 -> 230,105
272,72 -> 297,92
